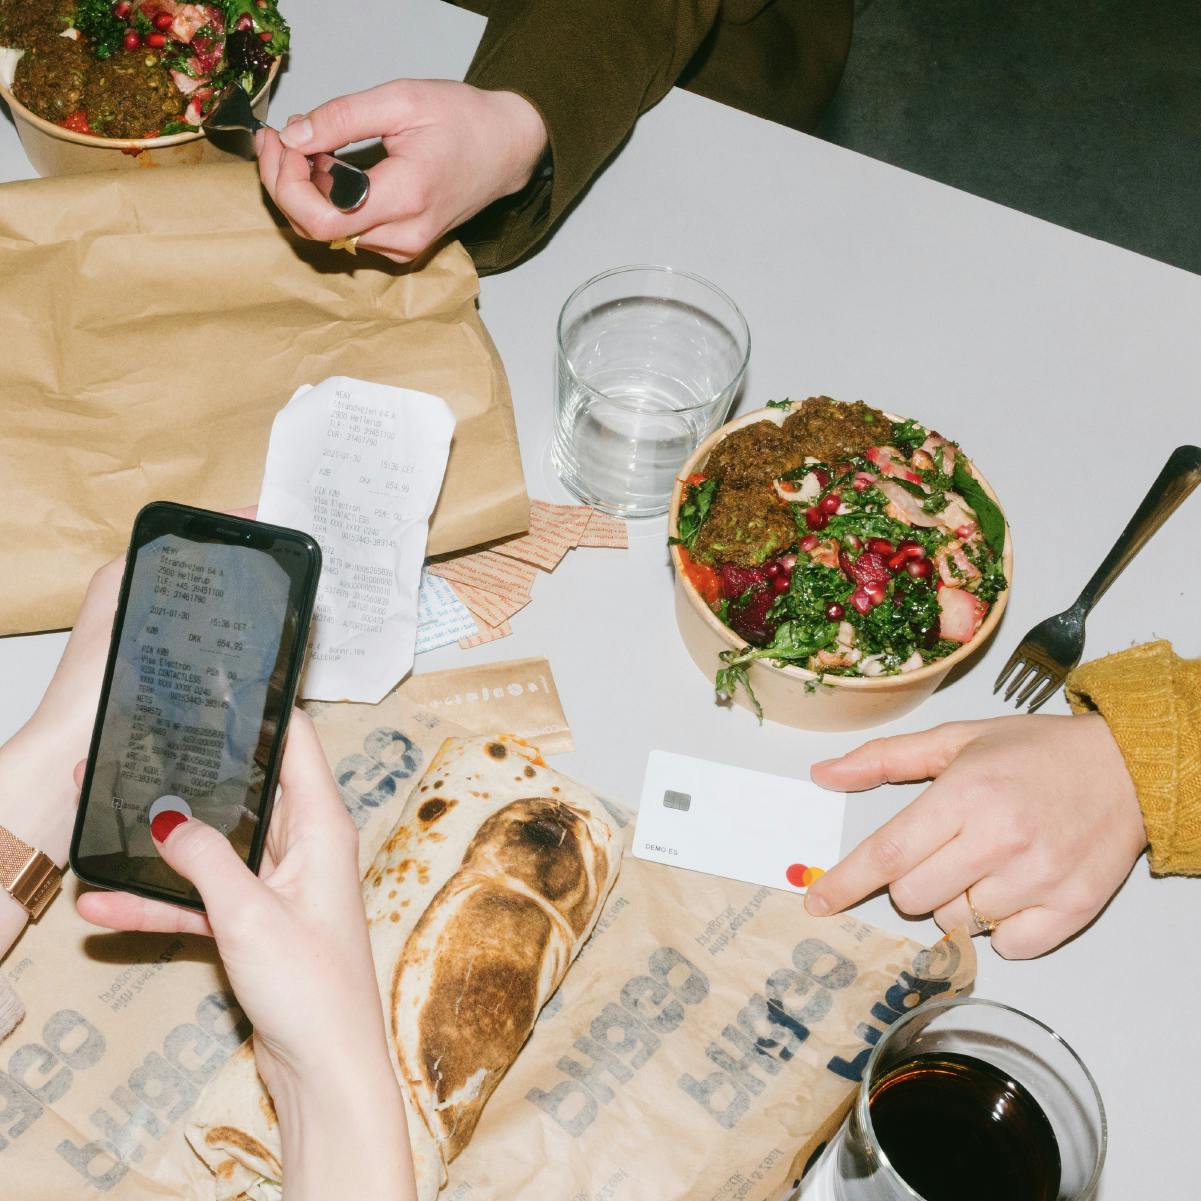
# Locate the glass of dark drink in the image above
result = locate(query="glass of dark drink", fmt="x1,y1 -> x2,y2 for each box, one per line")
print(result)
813,997 -> 1105,1201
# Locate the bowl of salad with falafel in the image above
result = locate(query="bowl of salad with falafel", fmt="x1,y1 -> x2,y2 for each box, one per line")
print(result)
668,396 -> 1012,731
0,0 -> 286,175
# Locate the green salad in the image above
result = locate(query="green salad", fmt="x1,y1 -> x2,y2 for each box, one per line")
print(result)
671,397 -> 1008,717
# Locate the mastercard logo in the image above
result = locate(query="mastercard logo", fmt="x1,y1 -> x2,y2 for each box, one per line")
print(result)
786,862 -> 825,889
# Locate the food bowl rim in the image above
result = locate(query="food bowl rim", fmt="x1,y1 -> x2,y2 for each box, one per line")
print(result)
0,52 -> 279,150
667,403 -> 1014,691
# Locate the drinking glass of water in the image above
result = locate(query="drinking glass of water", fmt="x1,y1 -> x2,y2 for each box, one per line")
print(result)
800,996 -> 1106,1201
552,265 -> 751,517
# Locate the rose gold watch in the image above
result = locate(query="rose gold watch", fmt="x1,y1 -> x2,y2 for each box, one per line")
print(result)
0,825 -> 61,920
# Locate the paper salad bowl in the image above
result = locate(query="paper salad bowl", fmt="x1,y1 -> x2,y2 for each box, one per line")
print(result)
0,48 -> 278,177
668,405 -> 1014,732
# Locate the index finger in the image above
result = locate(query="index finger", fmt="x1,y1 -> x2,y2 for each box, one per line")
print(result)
804,780 -> 961,916
810,722 -> 982,792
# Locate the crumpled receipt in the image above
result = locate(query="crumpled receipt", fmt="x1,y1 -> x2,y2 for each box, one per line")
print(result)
257,376 -> 455,702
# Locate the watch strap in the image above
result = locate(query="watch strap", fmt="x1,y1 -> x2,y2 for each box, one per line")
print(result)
0,825 -> 61,920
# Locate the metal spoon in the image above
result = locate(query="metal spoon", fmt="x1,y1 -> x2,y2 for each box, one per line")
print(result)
202,83 -> 370,213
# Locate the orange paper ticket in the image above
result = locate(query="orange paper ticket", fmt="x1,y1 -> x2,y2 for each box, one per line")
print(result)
494,501 -> 593,571
578,508 -> 629,549
459,620 -> 513,649
449,580 -> 531,628
428,550 -> 539,598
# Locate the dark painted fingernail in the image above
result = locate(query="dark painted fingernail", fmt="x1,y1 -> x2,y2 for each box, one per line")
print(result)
151,811 -> 188,843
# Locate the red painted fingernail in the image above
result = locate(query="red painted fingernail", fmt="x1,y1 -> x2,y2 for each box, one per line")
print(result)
151,811 -> 188,843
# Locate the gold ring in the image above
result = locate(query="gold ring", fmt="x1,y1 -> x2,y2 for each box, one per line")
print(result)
966,886 -> 1000,936
329,234 -> 360,255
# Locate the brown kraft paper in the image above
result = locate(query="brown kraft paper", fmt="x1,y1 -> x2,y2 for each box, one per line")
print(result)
396,657 -> 574,755
0,683 -> 974,1200
0,161 -> 529,637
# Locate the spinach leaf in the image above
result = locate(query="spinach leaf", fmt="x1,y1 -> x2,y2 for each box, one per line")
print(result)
670,478 -> 718,551
951,458 -> 1007,556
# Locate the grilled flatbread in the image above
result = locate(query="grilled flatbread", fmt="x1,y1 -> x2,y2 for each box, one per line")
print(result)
186,735 -> 623,1200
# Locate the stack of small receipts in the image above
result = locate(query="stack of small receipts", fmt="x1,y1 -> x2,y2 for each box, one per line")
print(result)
420,500 -> 628,649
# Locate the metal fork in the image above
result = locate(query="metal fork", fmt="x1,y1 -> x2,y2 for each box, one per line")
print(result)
202,83 -> 370,213
995,443 -> 1201,712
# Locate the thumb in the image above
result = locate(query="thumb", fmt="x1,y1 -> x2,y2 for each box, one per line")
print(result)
150,814 -> 259,925
278,82 -> 413,152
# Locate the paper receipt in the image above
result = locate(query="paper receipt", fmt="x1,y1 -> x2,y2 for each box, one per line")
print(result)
257,376 -> 455,702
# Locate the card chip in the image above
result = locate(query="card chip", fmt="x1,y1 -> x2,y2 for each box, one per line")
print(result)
663,790 -> 691,812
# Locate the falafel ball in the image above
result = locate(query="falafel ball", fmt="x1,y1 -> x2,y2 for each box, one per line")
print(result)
702,419 -> 800,487
692,482 -> 798,567
782,396 -> 889,461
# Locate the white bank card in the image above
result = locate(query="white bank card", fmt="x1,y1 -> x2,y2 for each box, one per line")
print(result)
633,751 -> 846,894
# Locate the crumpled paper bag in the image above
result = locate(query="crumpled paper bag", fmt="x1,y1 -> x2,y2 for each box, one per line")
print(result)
0,161 -> 528,636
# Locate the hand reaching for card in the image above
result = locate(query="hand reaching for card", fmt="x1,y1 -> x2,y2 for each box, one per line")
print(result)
803,714 -> 1147,959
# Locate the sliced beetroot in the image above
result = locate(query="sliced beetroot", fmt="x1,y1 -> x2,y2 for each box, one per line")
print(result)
718,562 -> 769,600
849,550 -> 892,588
729,586 -> 778,646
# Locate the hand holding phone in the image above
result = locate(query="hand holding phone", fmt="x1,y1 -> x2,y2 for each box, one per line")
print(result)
77,712 -> 418,1201
70,502 -> 321,910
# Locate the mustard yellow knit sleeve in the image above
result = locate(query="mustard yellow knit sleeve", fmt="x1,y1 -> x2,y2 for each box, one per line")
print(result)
1066,641 -> 1201,875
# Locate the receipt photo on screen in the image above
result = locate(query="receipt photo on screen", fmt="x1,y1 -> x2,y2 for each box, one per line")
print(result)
70,503 -> 321,910
257,376 -> 457,703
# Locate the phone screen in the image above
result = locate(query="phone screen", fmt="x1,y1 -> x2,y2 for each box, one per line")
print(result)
72,504 -> 320,908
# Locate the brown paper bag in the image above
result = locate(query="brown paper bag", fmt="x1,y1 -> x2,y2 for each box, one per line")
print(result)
0,162 -> 529,637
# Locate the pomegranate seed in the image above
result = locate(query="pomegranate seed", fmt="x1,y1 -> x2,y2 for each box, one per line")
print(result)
956,523 -> 977,539
825,602 -> 844,620
839,550 -> 855,577
887,551 -> 908,572
799,534 -> 819,552
765,561 -> 781,578
805,506 -> 828,531
113,0 -> 131,15
906,558 -> 934,580
260,29 -> 273,40
867,538 -> 895,556
814,469 -> 830,489
866,582 -> 887,606
897,539 -> 926,559
820,492 -> 842,514
773,575 -> 790,594
152,10 -> 173,28
122,29 -> 141,49
850,589 -> 873,615
145,30 -> 166,46
844,534 -> 862,550
237,13 -> 252,28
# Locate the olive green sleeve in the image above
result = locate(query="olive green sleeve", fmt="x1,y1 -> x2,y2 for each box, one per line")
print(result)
456,0 -> 724,272
1067,641 -> 1201,876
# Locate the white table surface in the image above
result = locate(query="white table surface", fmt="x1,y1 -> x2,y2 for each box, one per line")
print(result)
2,2 -> 1200,1196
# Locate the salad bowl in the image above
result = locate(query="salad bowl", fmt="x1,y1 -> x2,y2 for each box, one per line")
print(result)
668,403 -> 1014,731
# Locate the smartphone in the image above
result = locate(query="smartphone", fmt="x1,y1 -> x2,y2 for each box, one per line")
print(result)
70,502 -> 321,911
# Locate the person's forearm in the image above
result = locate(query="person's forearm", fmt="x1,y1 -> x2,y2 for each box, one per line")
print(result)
271,1055 -> 417,1201
0,723 -> 78,960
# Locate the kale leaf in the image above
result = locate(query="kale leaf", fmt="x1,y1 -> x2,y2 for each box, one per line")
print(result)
765,398 -> 793,412
74,0 -> 125,58
670,478 -> 718,552
891,418 -> 928,453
